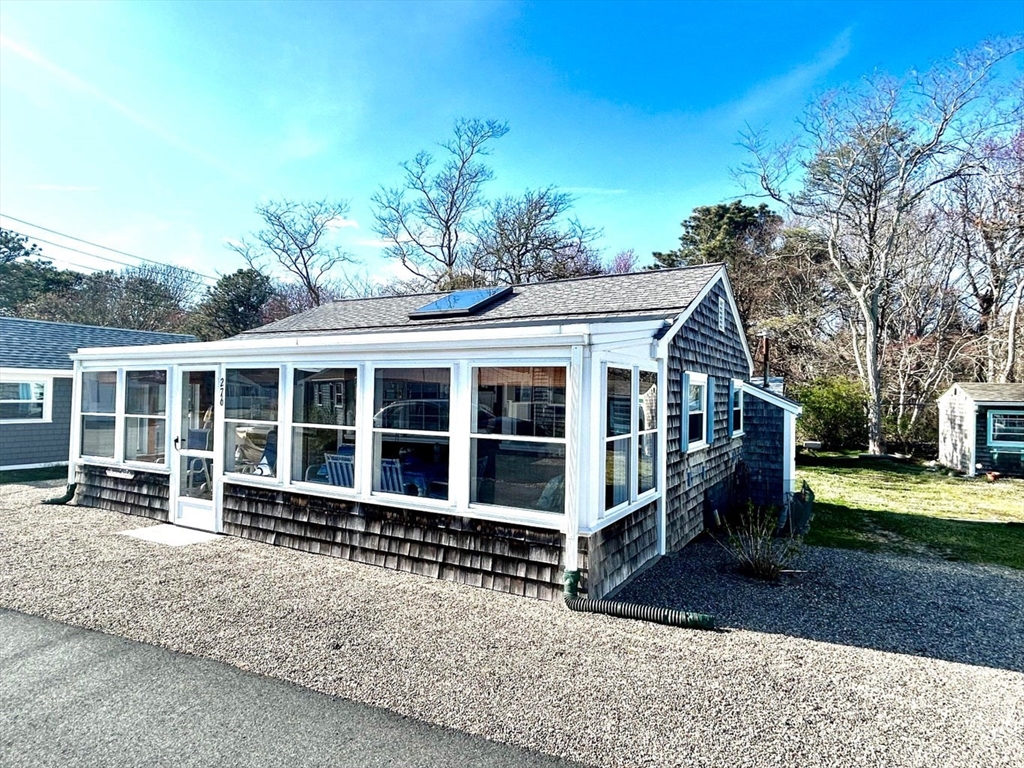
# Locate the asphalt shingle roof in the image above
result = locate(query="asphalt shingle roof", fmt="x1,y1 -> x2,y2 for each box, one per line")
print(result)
0,318 -> 195,370
241,264 -> 724,338
957,382 -> 1024,403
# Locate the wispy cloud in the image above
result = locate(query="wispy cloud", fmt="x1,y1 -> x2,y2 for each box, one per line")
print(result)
726,28 -> 853,121
0,35 -> 253,186
29,184 -> 100,192
327,216 -> 359,230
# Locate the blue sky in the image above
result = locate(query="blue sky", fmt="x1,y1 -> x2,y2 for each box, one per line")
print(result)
1,0 -> 1021,289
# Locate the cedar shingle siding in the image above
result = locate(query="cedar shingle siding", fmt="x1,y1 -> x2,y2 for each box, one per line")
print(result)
0,377 -> 73,468
739,394 -> 785,507
76,465 -> 170,522
222,484 -> 567,600
580,500 -> 658,599
665,281 -> 749,551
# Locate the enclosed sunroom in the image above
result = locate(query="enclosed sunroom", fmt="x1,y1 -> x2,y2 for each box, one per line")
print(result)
67,265 -> 762,600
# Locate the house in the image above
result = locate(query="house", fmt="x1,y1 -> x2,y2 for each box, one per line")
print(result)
64,265 -> 797,600
938,382 -> 1024,477
0,318 -> 194,471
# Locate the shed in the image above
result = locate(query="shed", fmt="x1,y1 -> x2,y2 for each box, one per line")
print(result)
0,318 -> 194,471
938,382 -> 1024,477
64,265 -> 798,600
738,384 -> 802,508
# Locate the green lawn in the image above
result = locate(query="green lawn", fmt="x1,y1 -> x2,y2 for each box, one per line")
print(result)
798,454 -> 1024,570
0,466 -> 68,485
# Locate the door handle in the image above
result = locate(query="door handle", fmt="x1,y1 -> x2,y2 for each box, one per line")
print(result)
173,436 -> 180,451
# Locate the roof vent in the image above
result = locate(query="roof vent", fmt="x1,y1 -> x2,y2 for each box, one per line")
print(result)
409,286 -> 512,319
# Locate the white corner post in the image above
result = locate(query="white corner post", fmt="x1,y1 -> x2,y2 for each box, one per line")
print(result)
67,359 -> 83,485
563,344 -> 585,572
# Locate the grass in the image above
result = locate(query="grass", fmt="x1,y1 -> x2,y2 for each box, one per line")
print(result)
0,465 -> 68,485
798,453 -> 1024,570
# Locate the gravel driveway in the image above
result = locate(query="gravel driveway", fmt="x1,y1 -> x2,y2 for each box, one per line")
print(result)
1,481 -> 1022,768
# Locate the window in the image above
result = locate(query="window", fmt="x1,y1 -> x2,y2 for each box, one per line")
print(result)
124,370 -> 167,463
730,379 -> 744,438
685,372 -> 709,451
988,411 -> 1024,448
471,366 -> 567,513
718,296 -> 726,332
372,368 -> 450,499
292,368 -> 357,487
604,366 -> 659,512
0,378 -> 49,422
81,371 -> 117,458
224,368 -> 280,477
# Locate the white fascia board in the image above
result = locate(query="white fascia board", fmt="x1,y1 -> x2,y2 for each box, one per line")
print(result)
971,400 -> 1024,407
0,367 -> 73,378
70,324 -> 595,364
653,267 -> 755,375
743,383 -> 803,415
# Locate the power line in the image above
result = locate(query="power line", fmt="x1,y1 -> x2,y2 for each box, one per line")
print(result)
0,213 -> 221,281
2,228 -> 218,287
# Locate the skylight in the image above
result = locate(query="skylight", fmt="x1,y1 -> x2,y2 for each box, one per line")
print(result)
409,286 -> 512,319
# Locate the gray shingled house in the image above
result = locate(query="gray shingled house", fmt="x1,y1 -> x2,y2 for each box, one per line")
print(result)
938,382 -> 1024,477
0,318 -> 194,471
64,265 -> 799,600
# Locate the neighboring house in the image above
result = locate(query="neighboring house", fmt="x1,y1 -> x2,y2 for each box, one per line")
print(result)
0,318 -> 194,471
938,382 -> 1024,477
65,265 -> 799,600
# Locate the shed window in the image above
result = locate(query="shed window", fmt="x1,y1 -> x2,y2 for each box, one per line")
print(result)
81,371 -> 117,458
604,366 -> 659,513
471,366 -> 567,513
372,368 -> 450,499
124,370 -> 167,463
292,368 -> 357,488
730,379 -> 744,437
0,379 -> 48,422
988,411 -> 1024,448
224,368 -> 281,477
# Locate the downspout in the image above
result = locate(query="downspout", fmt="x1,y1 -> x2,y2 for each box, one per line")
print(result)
42,483 -> 77,505
561,570 -> 716,630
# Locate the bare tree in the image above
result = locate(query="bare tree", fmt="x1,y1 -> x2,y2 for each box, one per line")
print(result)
742,39 -> 1022,453
472,187 -> 602,284
372,118 -> 509,287
230,199 -> 354,308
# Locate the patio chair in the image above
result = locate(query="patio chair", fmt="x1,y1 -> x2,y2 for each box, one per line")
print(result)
324,454 -> 354,487
379,458 -> 406,494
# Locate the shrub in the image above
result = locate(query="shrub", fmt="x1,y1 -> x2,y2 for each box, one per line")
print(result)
717,503 -> 803,581
791,376 -> 867,450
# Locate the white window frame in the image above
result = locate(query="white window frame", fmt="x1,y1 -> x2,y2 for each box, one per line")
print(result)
468,364 -> 568,515
370,364 -> 453,502
290,366 -> 359,491
77,366 -> 171,468
730,378 -> 745,438
123,369 -> 170,464
987,410 -> 1024,449
602,363 -> 660,517
222,365 -> 284,479
685,372 -> 709,453
0,372 -> 53,424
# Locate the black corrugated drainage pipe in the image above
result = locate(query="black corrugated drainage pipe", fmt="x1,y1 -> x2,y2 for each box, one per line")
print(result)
562,570 -> 716,630
42,483 -> 77,505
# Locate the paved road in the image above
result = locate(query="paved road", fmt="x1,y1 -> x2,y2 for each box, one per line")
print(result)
0,610 -> 581,768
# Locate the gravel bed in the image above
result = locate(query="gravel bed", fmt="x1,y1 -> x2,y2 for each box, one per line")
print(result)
1,482 -> 1022,768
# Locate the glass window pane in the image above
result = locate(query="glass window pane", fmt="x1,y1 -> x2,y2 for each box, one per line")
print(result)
471,439 -> 566,512
125,417 -> 165,462
373,368 -> 450,431
373,433 -> 449,498
225,368 -> 279,421
474,367 -> 566,438
689,412 -> 704,442
293,427 -> 355,486
688,383 -> 705,414
294,368 -> 357,427
992,414 -> 1024,442
638,433 -> 657,493
225,422 -> 277,477
82,372 -> 117,413
180,455 -> 213,500
81,415 -> 115,457
605,436 -> 631,509
126,370 -> 167,416
181,371 -> 216,436
0,402 -> 43,420
0,382 -> 44,401
606,368 -> 632,436
638,371 -> 657,431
